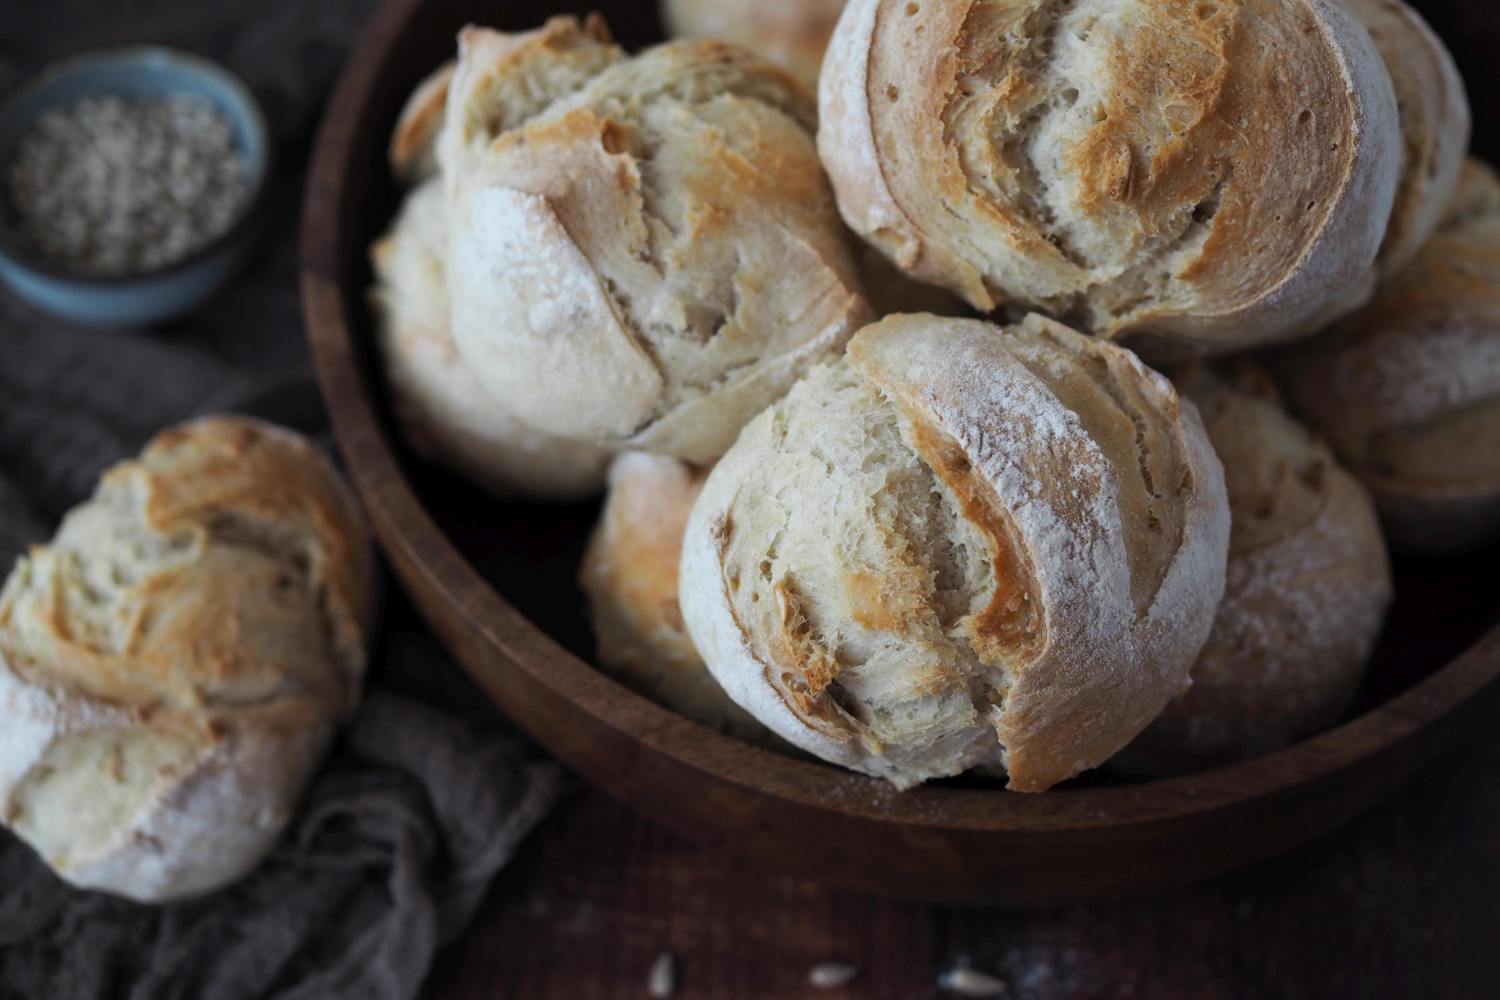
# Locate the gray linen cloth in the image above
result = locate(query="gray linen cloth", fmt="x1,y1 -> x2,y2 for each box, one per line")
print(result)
0,2 -> 564,997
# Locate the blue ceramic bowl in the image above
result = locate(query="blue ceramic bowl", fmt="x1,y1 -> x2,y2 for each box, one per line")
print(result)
0,47 -> 271,327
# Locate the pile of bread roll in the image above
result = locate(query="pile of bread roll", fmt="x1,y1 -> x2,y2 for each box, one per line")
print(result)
371,0 -> 1497,793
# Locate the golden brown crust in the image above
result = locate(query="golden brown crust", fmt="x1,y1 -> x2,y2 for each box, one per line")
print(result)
444,29 -> 870,462
818,0 -> 1402,354
134,418 -> 376,661
438,15 -> 623,190
580,454 -> 770,741
905,418 -> 1040,667
680,313 -> 1229,791
0,417 -> 374,713
588,455 -> 705,639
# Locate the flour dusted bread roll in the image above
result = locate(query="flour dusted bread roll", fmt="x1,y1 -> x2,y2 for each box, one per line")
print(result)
444,17 -> 871,464
371,181 -> 609,499
661,0 -> 846,88
1284,159 -> 1500,554
436,15 -> 624,192
581,453 -> 768,741
1341,0 -> 1469,281
0,417 -> 375,903
818,0 -> 1402,356
680,313 -> 1229,791
1116,366 -> 1392,775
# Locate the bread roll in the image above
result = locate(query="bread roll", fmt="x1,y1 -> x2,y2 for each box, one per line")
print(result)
818,0 -> 1402,356
1341,0 -> 1469,280
580,453 -> 769,741
1115,366 -> 1392,775
679,313 -> 1229,791
436,15 -> 624,193
0,417 -> 375,903
660,0 -> 846,89
1284,159 -> 1500,554
370,181 -> 609,499
443,18 -> 871,464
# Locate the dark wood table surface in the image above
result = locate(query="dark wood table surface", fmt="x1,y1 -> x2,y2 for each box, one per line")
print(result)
425,717 -> 1497,999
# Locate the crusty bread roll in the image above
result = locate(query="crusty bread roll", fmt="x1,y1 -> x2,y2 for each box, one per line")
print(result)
1284,158 -> 1500,555
818,0 -> 1402,356
1341,0 -> 1470,280
1115,366 -> 1392,775
370,181 -> 609,499
580,453 -> 769,741
0,417 -> 375,903
436,15 -> 624,194
680,313 -> 1229,791
442,17 -> 871,464
660,0 -> 846,89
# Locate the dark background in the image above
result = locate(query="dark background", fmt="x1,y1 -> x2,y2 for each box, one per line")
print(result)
3,1 -> 1498,997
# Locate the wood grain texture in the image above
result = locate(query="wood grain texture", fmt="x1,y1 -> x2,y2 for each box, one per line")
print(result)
301,0 -> 1500,906
425,713 -> 1500,999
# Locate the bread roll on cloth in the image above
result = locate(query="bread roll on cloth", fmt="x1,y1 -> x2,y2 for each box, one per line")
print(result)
680,313 -> 1229,791
817,0 -> 1402,356
441,16 -> 871,464
0,417 -> 375,903
660,0 -> 847,89
580,453 -> 769,742
370,180 -> 609,499
1115,366 -> 1392,775
1283,159 -> 1500,555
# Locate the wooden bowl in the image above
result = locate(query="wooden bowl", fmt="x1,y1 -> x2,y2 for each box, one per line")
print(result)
302,0 -> 1500,905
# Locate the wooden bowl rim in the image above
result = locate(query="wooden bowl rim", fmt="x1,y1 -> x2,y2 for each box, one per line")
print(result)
301,0 -> 1500,837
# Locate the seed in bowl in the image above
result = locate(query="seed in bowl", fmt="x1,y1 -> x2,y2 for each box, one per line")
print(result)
6,94 -> 250,277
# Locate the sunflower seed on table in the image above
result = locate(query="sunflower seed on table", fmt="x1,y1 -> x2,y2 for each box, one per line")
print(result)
938,966 -> 1009,996
648,949 -> 677,998
808,961 -> 859,989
